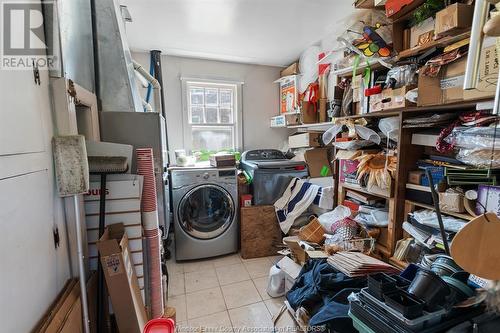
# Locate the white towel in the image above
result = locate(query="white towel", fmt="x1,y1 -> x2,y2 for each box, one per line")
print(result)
274,178 -> 324,234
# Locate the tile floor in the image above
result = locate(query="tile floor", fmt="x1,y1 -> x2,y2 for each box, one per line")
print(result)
166,250 -> 290,332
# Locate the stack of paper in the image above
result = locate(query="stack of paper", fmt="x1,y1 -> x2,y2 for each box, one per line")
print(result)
327,252 -> 399,277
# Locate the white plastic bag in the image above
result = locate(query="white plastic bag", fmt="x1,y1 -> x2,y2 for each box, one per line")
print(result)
266,265 -> 286,298
379,117 -> 400,142
318,205 -> 351,233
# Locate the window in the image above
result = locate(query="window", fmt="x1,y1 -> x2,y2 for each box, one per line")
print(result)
182,80 -> 241,154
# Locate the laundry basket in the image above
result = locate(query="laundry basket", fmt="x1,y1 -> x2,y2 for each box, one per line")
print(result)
144,318 -> 175,333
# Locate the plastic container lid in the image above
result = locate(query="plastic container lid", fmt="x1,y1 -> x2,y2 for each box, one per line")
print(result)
143,318 -> 175,333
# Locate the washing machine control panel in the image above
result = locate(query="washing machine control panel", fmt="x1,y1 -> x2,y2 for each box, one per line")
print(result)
171,168 -> 236,187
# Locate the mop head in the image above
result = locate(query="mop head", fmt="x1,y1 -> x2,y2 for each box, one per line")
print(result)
88,156 -> 129,174
52,135 -> 89,197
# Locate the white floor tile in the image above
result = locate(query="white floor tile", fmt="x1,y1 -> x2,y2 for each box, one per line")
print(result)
168,273 -> 185,297
182,259 -> 215,273
188,310 -> 233,332
166,259 -> 184,275
264,297 -> 285,317
228,302 -> 273,332
167,294 -> 187,322
212,253 -> 242,268
215,263 -> 251,286
176,321 -> 189,333
252,276 -> 271,301
186,287 -> 227,319
243,258 -> 272,279
185,268 -> 219,293
221,280 -> 262,309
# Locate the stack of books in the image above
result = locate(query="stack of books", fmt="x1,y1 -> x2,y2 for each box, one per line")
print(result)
327,252 -> 399,277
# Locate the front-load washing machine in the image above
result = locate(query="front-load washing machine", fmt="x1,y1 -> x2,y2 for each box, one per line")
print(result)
171,167 -> 238,261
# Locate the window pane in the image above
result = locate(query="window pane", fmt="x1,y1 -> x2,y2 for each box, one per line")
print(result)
205,107 -> 218,123
191,107 -> 204,123
190,88 -> 204,105
220,108 -> 233,123
205,88 -> 218,105
192,126 -> 234,152
220,89 -> 233,107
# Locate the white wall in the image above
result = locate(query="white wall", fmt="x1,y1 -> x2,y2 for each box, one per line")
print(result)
132,53 -> 291,160
0,67 -> 72,331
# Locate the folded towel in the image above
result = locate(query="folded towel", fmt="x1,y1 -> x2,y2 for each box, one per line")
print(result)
274,178 -> 334,233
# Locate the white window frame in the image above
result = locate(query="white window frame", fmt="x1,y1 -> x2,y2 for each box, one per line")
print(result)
181,78 -> 243,153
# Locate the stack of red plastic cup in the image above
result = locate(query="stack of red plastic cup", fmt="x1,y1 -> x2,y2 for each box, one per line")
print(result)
136,148 -> 164,318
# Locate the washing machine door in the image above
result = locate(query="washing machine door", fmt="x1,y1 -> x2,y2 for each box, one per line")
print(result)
177,184 -> 235,239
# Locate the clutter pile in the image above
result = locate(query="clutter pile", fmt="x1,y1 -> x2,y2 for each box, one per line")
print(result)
262,1 -> 500,332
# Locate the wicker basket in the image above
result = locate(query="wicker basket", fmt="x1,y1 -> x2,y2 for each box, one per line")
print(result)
298,217 -> 326,244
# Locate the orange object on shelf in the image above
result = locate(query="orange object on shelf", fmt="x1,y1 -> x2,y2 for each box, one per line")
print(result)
385,0 -> 416,18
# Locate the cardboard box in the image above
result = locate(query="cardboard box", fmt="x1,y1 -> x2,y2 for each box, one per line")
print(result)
240,194 -> 252,207
435,3 -> 473,37
304,148 -> 332,178
209,154 -> 236,167
283,236 -> 308,265
308,177 -> 334,188
441,56 -> 467,104
97,223 -> 147,333
408,170 -> 424,185
410,17 -> 435,48
439,192 -> 465,213
288,132 -> 322,149
464,37 -> 499,101
270,115 -> 286,128
241,205 -> 282,259
301,101 -> 318,124
339,159 -> 360,185
276,256 -> 302,292
418,57 -> 467,106
369,85 -> 416,112
319,98 -> 328,123
280,62 -> 299,77
280,75 -> 299,114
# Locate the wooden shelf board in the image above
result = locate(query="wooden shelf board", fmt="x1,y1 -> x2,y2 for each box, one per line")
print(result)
397,31 -> 471,60
331,59 -> 383,77
340,182 -> 392,199
273,99 -> 490,130
333,98 -> 489,121
405,200 -> 474,221
286,121 -> 333,131
389,257 -> 409,270
375,243 -> 391,258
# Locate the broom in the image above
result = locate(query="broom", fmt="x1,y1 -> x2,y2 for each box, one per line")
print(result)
52,135 -> 91,333
87,155 -> 128,333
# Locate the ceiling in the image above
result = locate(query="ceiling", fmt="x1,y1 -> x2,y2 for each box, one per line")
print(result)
120,0 -> 357,67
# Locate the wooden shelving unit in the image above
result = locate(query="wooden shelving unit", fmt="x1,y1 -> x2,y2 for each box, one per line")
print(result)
396,31 -> 471,60
270,2 -> 494,265
405,200 -> 474,221
331,59 -> 383,77
287,121 -> 334,131
389,257 -> 409,270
